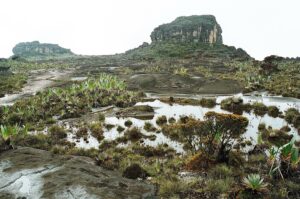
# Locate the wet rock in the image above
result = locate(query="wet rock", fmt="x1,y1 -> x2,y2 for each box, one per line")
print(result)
122,164 -> 149,180
117,105 -> 155,120
0,147 -> 155,199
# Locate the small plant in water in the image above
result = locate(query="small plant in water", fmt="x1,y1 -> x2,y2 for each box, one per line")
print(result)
243,174 -> 268,192
124,120 -> 133,127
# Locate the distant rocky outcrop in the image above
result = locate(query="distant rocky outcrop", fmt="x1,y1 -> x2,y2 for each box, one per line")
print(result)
125,15 -> 250,61
12,41 -> 74,59
151,15 -> 223,44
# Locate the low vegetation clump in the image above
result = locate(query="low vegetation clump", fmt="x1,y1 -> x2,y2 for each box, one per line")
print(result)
0,73 -> 27,97
89,122 -> 104,141
98,113 -> 105,122
259,124 -> 293,147
49,125 -> 67,141
199,98 -> 216,108
220,97 -> 251,114
124,120 -> 133,127
221,97 -> 283,117
116,125 -> 125,132
76,126 -> 88,138
205,177 -> 235,196
252,102 -> 268,116
122,163 -> 149,179
143,122 -> 157,132
168,117 -> 176,123
173,67 -> 188,76
1,74 -> 140,128
124,127 -> 144,142
156,115 -> 167,126
185,152 -> 215,170
132,144 -> 175,157
158,178 -> 192,198
267,106 -> 280,117
285,108 -> 300,128
160,97 -> 212,106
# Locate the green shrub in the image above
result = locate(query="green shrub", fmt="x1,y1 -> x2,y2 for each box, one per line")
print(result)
206,177 -> 234,194
199,98 -> 216,108
156,115 -> 167,126
117,126 -> 125,132
253,103 -> 268,116
208,164 -> 233,179
124,120 -> 133,127
90,122 -> 104,141
49,125 -> 67,140
267,106 -> 280,117
158,178 -> 190,197
124,127 -> 143,142
98,113 -> 105,122
144,122 -> 156,132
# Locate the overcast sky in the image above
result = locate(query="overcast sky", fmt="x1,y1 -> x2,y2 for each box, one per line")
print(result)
0,0 -> 299,60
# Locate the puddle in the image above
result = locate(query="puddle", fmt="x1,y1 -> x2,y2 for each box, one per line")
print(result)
15,91 -> 300,153
130,74 -> 147,79
191,76 -> 202,79
61,94 -> 300,153
67,131 -> 100,150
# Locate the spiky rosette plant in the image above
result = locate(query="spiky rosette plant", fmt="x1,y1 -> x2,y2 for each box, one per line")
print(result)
243,174 -> 268,192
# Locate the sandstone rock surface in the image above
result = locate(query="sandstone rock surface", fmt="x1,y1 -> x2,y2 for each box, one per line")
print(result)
0,147 -> 155,199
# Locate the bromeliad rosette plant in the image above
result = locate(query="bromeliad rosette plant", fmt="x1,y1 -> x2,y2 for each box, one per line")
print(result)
280,139 -> 300,177
243,174 -> 268,193
268,138 -> 300,179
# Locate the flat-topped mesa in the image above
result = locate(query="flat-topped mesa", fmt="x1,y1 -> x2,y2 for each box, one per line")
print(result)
12,41 -> 74,59
151,15 -> 223,44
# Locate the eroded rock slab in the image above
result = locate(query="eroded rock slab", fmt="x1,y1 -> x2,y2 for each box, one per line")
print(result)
0,147 -> 155,199
116,105 -> 155,120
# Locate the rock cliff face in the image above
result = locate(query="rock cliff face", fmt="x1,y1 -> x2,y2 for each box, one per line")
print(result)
151,15 -> 223,44
12,41 -> 74,59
